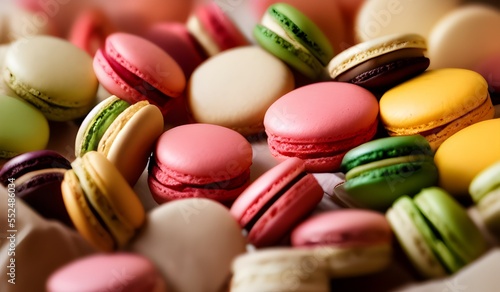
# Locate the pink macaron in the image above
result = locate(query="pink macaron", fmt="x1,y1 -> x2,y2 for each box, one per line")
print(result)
264,82 -> 379,172
291,209 -> 392,248
187,2 -> 249,57
230,157 -> 323,247
93,32 -> 186,115
144,22 -> 207,78
68,8 -> 116,56
148,123 -> 253,205
46,253 -> 166,292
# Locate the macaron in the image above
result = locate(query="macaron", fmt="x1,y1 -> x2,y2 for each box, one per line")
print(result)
148,123 -> 253,204
61,151 -> 145,252
93,32 -> 186,115
231,248 -> 330,292
46,253 -> 166,292
338,135 -> 439,210
129,198 -> 246,292
386,187 -> 489,278
264,82 -> 379,172
291,209 -> 393,278
435,119 -> 500,197
230,157 -> 323,247
355,0 -> 459,42
186,2 -> 249,57
68,8 -> 116,56
428,4 -> 500,70
254,3 -> 334,80
328,33 -> 430,92
469,161 -> 500,237
144,22 -> 207,78
75,95 -> 164,186
188,46 -> 295,136
474,54 -> 500,104
380,68 -> 495,150
3,36 -> 98,121
0,150 -> 72,226
0,95 -> 49,160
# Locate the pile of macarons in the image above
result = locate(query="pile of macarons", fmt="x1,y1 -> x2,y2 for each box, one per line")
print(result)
1,0 -> 500,291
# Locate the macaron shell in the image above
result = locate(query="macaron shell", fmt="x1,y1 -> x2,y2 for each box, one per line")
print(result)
0,95 -> 49,158
99,102 -> 164,185
380,69 -> 493,147
153,124 -> 252,183
188,46 -> 294,135
469,161 -> 500,203
415,187 -> 488,265
46,253 -> 166,292
291,209 -> 392,247
428,4 -> 500,70
4,36 -> 98,108
129,198 -> 247,292
248,173 -> 323,247
435,119 -> 500,196
61,169 -> 115,251
355,0 -> 459,42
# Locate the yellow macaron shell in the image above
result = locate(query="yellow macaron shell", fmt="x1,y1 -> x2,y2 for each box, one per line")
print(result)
380,69 -> 494,148
62,151 -> 145,251
435,119 -> 500,196
98,100 -> 164,185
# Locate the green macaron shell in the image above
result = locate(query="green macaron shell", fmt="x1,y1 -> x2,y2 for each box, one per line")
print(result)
0,95 -> 49,158
343,159 -> 438,210
392,196 -> 464,274
469,161 -> 500,203
415,187 -> 488,269
341,135 -> 433,172
80,99 -> 130,155
253,25 -> 324,80
268,3 -> 334,66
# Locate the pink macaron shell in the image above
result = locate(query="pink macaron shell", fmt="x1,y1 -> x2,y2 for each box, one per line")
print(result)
46,253 -> 166,292
69,8 -> 116,56
94,33 -> 186,114
250,0 -> 346,52
474,54 -> 500,96
291,209 -> 393,248
230,158 -> 323,247
264,82 -> 379,171
144,22 -> 206,78
196,3 -> 249,52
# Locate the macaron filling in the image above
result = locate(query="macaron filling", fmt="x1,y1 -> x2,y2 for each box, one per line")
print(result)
80,98 -> 130,155
244,171 -> 307,231
345,155 -> 432,180
100,47 -> 174,108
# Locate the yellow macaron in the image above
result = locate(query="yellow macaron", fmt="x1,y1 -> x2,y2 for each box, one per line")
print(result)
380,68 -> 494,149
61,151 -> 145,251
435,119 -> 500,197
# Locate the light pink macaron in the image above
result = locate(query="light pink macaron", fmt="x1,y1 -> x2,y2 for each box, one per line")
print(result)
264,82 -> 379,172
230,157 -> 323,247
94,32 -> 186,115
291,209 -> 392,248
148,123 -> 253,205
46,253 -> 166,292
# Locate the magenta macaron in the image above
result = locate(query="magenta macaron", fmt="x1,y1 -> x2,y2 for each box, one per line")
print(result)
148,123 -> 253,204
46,253 -> 166,292
93,32 -> 186,115
264,82 -> 379,172
230,157 -> 323,247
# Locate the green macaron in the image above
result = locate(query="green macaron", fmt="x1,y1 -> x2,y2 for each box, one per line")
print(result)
340,135 -> 438,210
469,161 -> 500,236
253,3 -> 334,80
387,187 -> 488,278
0,95 -> 49,159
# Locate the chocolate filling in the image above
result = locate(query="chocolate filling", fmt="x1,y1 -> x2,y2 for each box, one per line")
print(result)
102,48 -> 173,108
244,172 -> 306,231
82,187 -> 116,250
